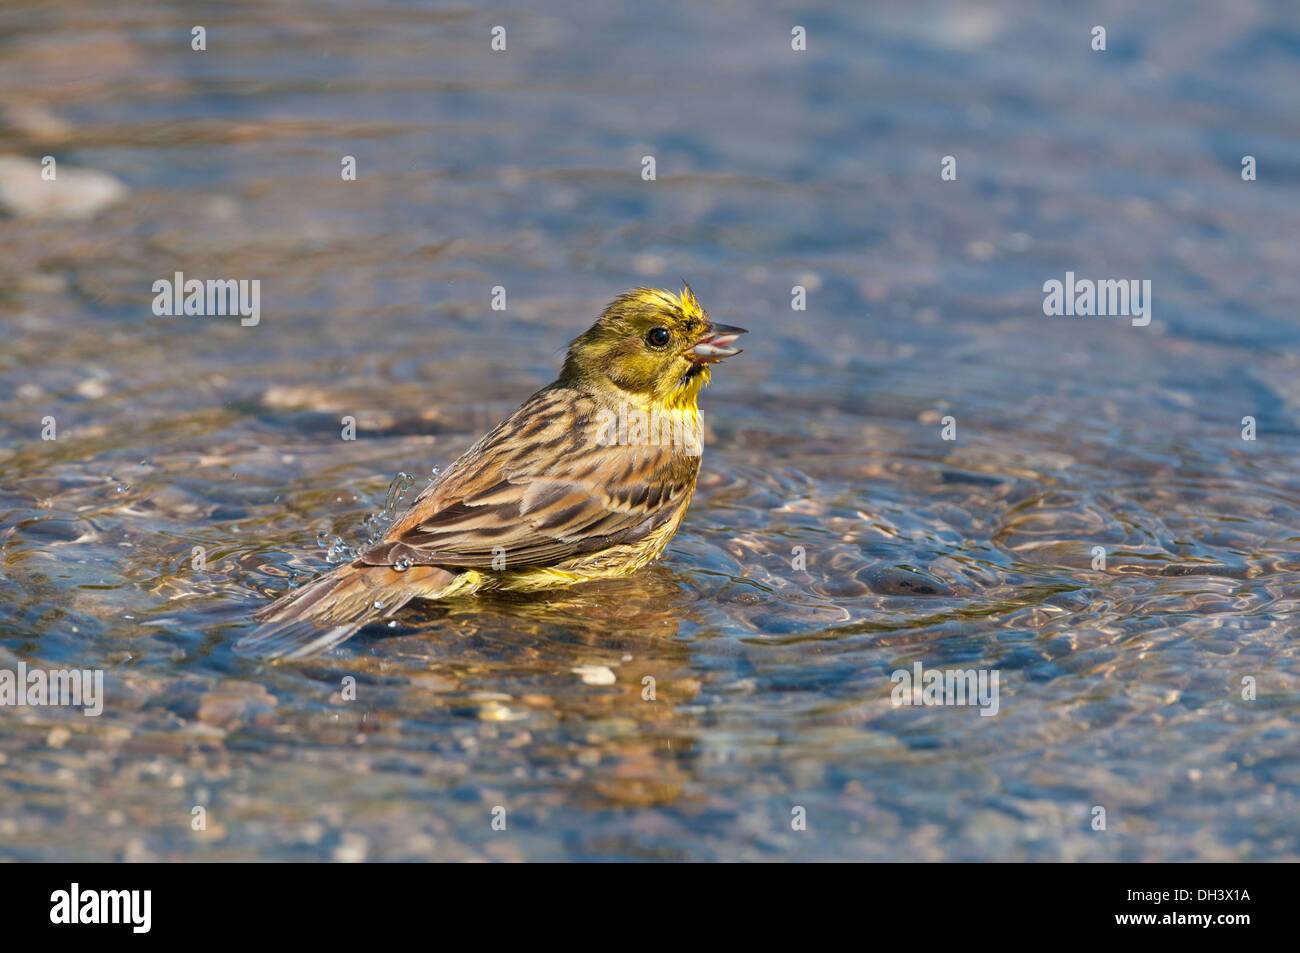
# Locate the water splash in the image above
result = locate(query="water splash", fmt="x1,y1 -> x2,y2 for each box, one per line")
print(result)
361,471 -> 415,547
323,535 -> 354,564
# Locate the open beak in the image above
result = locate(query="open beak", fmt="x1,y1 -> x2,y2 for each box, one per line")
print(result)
688,323 -> 748,364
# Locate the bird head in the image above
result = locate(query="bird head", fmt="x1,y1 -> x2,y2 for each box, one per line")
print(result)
560,284 -> 746,408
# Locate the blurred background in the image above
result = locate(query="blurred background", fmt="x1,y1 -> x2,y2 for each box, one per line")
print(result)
0,0 -> 1297,861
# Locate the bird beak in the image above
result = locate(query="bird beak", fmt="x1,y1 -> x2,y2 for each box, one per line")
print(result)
689,323 -> 747,364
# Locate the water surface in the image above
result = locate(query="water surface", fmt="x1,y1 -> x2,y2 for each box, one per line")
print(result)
1,0 -> 1298,861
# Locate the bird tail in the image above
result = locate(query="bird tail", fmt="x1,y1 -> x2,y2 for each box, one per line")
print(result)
236,562 -> 457,660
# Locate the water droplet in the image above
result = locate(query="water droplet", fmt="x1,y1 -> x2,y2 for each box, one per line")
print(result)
394,557 -> 411,571
372,600 -> 384,610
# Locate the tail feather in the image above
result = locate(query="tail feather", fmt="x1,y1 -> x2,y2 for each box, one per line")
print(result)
235,618 -> 368,661
237,562 -> 456,660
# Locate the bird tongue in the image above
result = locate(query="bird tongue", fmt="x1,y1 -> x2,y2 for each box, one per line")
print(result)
690,324 -> 747,363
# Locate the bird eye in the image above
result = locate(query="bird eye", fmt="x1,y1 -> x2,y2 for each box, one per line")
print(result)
646,327 -> 671,348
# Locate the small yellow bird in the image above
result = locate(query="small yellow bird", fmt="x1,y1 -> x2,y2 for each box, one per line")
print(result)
238,285 -> 746,659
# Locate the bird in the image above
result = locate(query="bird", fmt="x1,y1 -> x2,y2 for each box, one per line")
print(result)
237,284 -> 746,660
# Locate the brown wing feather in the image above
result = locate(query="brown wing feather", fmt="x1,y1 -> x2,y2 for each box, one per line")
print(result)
359,386 -> 699,570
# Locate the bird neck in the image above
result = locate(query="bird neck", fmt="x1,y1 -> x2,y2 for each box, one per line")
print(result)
560,366 -> 707,415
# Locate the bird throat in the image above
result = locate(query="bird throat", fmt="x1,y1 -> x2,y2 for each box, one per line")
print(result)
671,363 -> 710,408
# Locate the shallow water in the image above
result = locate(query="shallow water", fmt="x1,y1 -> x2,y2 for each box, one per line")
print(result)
1,0 -> 1298,861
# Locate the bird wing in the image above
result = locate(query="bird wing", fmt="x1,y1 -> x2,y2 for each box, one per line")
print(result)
358,387 -> 699,571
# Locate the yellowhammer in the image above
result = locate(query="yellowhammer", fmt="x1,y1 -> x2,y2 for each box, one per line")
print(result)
238,285 -> 746,659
